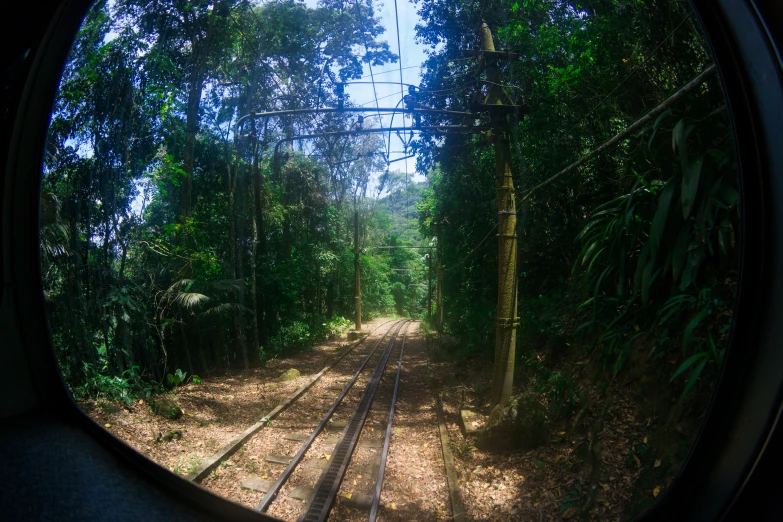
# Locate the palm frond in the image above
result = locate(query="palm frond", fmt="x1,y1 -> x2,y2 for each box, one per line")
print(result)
163,279 -> 196,300
200,302 -> 250,317
175,292 -> 210,309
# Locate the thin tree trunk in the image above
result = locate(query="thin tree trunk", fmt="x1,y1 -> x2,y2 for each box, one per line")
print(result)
178,305 -> 194,377
181,3 -> 218,218
282,120 -> 293,259
113,239 -> 130,373
249,138 -> 260,371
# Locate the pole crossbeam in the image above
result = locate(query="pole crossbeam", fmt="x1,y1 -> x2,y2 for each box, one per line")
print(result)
272,126 -> 487,157
234,107 -> 479,138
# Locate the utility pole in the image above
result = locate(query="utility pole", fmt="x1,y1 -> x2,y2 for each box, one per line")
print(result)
436,222 -> 444,336
427,248 -> 433,325
474,22 -> 524,407
354,201 -> 362,333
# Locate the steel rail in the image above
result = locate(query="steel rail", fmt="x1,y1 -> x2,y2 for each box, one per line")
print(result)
369,320 -> 412,521
255,319 -> 405,512
298,320 -> 411,522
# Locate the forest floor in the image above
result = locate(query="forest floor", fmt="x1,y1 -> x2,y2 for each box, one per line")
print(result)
431,336 -> 679,522
78,318 -> 675,522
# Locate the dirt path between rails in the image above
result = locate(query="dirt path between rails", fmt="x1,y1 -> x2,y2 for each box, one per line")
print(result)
329,322 -> 451,522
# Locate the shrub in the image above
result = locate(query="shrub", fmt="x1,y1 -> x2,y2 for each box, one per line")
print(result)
167,368 -> 201,387
263,320 -> 312,362
75,363 -> 160,405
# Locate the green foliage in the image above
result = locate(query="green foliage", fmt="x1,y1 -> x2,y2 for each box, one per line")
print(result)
316,316 -> 353,340
75,364 -> 160,405
167,368 -> 200,387
44,0 -> 410,397
519,354 -> 580,416
150,396 -> 183,420
270,320 -> 311,352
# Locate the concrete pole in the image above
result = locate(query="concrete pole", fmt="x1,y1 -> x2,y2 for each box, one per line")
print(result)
482,22 -> 519,407
354,203 -> 362,332
428,249 -> 432,325
436,225 -> 444,335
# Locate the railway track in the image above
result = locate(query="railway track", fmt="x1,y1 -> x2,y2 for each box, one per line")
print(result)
255,319 -> 408,514
194,318 -> 418,521
246,319 -> 412,521
293,320 -> 412,522
187,319 -> 397,483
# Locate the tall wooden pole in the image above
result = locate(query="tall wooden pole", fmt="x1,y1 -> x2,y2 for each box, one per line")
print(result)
436,224 -> 443,335
482,22 -> 519,407
354,201 -> 362,332
428,248 -> 433,324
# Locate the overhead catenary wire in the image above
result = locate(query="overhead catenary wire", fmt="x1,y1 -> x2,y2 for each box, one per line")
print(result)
357,57 -> 475,80
392,0 -> 408,194
521,64 -> 717,203
353,0 -> 384,131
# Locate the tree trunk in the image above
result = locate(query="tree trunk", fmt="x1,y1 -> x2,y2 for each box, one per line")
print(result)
281,120 -> 293,259
249,138 -> 260,370
113,238 -> 131,373
178,305 -> 194,377
180,3 -> 218,218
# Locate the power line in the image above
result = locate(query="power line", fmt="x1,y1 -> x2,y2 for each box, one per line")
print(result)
356,56 -> 476,81
357,91 -> 402,106
391,0 -> 409,195
521,64 -> 717,202
354,0 -> 384,131
359,63 -> 421,80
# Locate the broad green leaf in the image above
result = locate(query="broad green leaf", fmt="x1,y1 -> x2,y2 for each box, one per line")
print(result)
671,224 -> 691,281
681,156 -> 703,219
634,242 -> 650,295
719,183 -> 739,208
679,247 -> 704,291
682,358 -> 708,398
650,181 -> 675,257
581,241 -> 599,266
683,309 -> 710,353
641,258 -> 654,304
672,119 -> 685,153
586,247 -> 606,275
670,352 -> 707,382
649,110 -> 672,149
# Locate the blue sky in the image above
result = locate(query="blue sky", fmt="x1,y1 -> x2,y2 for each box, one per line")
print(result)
305,0 -> 430,185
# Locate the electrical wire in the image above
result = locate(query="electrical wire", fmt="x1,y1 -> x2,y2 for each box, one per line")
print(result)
357,91 -> 403,106
358,58 -> 474,81
391,0 -> 409,195
354,0 -> 384,131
